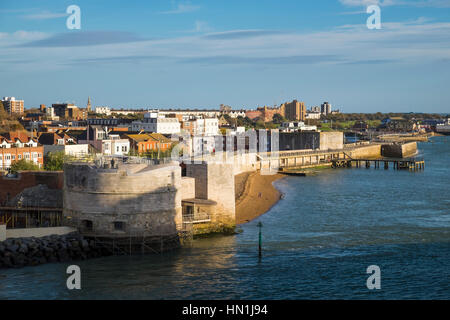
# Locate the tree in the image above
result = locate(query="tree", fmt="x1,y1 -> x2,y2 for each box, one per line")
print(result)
0,101 -> 8,121
44,151 -> 66,171
272,113 -> 285,124
10,159 -> 40,173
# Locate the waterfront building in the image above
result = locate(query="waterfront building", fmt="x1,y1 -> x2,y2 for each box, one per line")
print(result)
277,131 -> 344,151
436,118 -> 450,135
1,97 -> 24,115
380,117 -> 417,132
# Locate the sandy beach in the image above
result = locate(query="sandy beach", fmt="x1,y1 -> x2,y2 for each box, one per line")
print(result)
235,171 -> 285,224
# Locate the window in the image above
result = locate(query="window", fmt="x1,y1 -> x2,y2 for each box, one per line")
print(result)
18,154 -> 22,160
114,221 -> 125,231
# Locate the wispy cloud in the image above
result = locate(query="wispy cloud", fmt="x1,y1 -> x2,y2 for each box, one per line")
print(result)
22,11 -> 68,20
339,0 -> 450,7
339,0 -> 395,6
159,3 -> 200,14
3,18 -> 450,71
180,55 -> 341,65
18,31 -> 149,47
203,30 -> 287,40
193,21 -> 213,33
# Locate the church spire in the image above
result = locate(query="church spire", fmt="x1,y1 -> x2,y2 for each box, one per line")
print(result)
87,96 -> 91,112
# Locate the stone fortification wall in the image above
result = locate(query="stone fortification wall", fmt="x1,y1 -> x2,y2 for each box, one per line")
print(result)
185,162 -> 236,227
381,142 -> 417,158
349,144 -> 382,159
181,177 -> 196,199
319,132 -> 344,150
63,162 -> 182,237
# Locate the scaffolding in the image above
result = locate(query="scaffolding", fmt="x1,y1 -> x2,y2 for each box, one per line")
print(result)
79,224 -> 194,256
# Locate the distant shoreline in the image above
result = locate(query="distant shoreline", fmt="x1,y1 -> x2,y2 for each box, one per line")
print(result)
235,171 -> 285,224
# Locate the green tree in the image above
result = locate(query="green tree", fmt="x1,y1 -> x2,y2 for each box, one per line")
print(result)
272,113 -> 285,124
10,159 -> 40,173
44,151 -> 66,171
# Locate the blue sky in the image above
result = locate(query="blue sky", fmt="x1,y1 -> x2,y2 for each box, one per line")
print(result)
0,0 -> 449,113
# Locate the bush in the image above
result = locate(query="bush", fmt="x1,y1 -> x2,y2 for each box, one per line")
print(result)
44,151 -> 65,171
10,159 -> 40,173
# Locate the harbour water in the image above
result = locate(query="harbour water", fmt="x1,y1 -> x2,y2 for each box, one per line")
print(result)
0,137 -> 449,299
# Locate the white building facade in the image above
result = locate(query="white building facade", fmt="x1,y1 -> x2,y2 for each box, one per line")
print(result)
132,115 -> 181,134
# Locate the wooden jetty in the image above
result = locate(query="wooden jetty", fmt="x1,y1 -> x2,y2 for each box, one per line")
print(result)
332,158 -> 425,171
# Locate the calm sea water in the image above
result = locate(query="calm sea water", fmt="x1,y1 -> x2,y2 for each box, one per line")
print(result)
1,137 -> 449,299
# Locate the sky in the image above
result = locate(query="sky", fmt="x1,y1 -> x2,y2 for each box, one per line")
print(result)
0,0 -> 449,113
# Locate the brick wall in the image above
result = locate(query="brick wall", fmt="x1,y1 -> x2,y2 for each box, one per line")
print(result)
0,171 -> 63,205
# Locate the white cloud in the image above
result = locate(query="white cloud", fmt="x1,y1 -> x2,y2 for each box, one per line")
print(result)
1,18 -> 450,72
21,11 -> 68,20
339,0 -> 450,7
339,0 -> 395,6
159,3 -> 200,14
194,21 -> 212,33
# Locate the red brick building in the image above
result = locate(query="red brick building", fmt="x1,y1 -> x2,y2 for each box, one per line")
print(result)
0,133 -> 44,170
125,133 -> 173,155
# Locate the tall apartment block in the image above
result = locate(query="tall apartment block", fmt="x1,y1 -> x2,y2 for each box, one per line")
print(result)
321,102 -> 332,116
283,100 -> 306,121
1,97 -> 24,115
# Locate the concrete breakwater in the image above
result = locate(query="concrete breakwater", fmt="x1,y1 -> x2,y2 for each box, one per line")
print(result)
0,233 -> 109,269
381,142 -> 418,158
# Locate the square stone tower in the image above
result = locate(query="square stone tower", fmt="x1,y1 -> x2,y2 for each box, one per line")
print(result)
185,162 -> 235,226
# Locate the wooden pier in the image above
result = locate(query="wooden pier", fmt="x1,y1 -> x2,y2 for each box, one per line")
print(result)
332,158 -> 425,171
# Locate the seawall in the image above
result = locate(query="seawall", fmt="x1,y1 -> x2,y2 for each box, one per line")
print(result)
381,142 -> 418,158
0,233 -> 109,269
347,144 -> 382,159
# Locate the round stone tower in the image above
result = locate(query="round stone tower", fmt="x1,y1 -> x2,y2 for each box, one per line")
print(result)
63,161 -> 182,242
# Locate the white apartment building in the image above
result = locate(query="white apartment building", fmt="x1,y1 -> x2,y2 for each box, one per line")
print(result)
132,114 -> 181,134
306,112 -> 321,120
228,110 -> 246,118
95,106 -> 111,115
281,122 -> 317,132
101,135 -> 130,156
